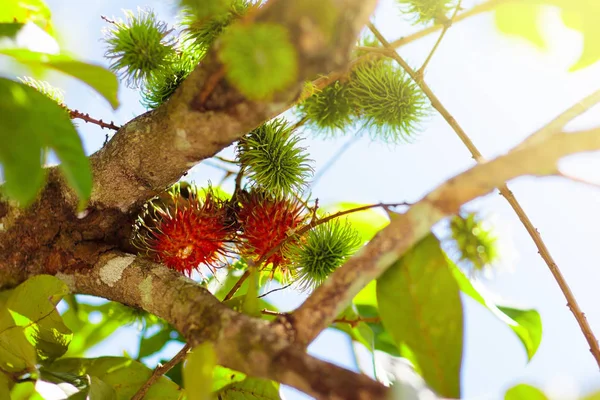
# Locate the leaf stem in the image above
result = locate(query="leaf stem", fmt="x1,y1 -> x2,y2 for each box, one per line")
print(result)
69,109 -> 120,131
132,343 -> 191,400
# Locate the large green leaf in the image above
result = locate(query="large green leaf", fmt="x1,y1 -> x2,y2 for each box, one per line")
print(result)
0,290 -> 37,373
0,49 -> 119,109
6,275 -> 72,361
185,342 -> 216,400
0,78 -> 91,206
451,265 -> 542,360
212,366 -> 246,393
216,377 -> 280,400
10,381 -> 44,400
377,235 -> 463,398
494,0 -> 600,71
0,370 -> 11,398
47,356 -> 183,399
0,0 -> 54,37
505,383 -> 548,400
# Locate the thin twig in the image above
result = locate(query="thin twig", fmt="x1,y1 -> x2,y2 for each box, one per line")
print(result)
255,202 -> 412,268
132,343 -> 191,400
368,22 -> 600,369
417,0 -> 462,75
260,310 -> 380,328
389,0 -> 507,49
311,135 -> 362,188
258,283 -> 293,298
223,270 -> 251,301
214,155 -> 239,165
69,109 -> 120,131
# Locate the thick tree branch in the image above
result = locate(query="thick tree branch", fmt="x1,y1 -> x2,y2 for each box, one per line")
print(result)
291,127 -> 600,345
55,253 -> 388,400
89,0 -> 378,211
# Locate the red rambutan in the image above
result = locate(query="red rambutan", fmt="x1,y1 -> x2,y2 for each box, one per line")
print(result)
236,191 -> 306,271
132,183 -> 233,276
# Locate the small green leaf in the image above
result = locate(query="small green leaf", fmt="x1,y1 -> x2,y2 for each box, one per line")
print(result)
220,23 -> 297,99
48,357 -> 183,399
216,377 -> 280,400
377,235 -> 463,398
185,342 -> 216,400
0,22 -> 24,38
505,383 -> 548,400
0,291 -> 36,373
0,0 -> 54,36
138,328 -> 174,360
0,78 -> 91,206
451,264 -> 542,360
212,366 -> 245,393
0,49 -> 119,109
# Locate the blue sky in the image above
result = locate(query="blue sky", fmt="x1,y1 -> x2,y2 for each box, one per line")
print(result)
20,0 -> 600,398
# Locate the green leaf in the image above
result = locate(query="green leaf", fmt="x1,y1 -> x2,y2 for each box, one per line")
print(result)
219,23 -> 297,99
216,377 -> 280,400
0,371 -> 11,398
185,342 -> 216,400
0,22 -> 24,38
0,0 -> 54,37
451,264 -> 542,360
138,328 -> 174,360
0,78 -> 91,206
494,1 -> 600,71
505,383 -> 549,400
10,381 -> 43,400
0,290 -> 37,373
494,3 -> 546,48
377,235 -> 463,398
6,275 -> 72,361
212,366 -> 245,393
0,49 -> 119,109
48,356 -> 183,399
63,301 -> 136,357
87,376 -> 118,400
582,390 -> 600,400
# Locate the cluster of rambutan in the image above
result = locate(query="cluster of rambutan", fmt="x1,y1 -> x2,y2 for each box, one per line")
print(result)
131,182 -> 309,280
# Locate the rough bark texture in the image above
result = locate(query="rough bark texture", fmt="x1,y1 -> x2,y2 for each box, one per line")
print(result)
0,1 -> 388,399
2,0 -> 600,398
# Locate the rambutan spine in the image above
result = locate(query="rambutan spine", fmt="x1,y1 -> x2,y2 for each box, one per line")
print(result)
132,182 -> 233,277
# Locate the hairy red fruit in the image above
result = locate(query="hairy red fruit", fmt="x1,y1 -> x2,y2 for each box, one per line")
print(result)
236,191 -> 305,270
132,183 -> 232,276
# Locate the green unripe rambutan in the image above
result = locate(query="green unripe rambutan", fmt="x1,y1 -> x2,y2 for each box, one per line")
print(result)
103,8 -> 176,87
289,218 -> 361,290
348,59 -> 428,143
141,45 -> 204,109
298,80 -> 354,135
219,22 -> 297,99
396,0 -> 457,24
448,212 -> 499,273
237,119 -> 313,195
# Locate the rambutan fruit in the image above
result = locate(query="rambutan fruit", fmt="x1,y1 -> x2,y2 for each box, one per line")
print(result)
132,183 -> 233,276
235,191 -> 306,271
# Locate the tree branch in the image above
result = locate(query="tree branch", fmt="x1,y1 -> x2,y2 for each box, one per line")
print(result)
291,127 -> 600,346
88,0 -> 378,211
55,253 -> 388,400
368,22 -> 600,368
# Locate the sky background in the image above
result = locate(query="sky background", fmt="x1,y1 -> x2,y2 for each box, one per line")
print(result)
10,0 -> 600,398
